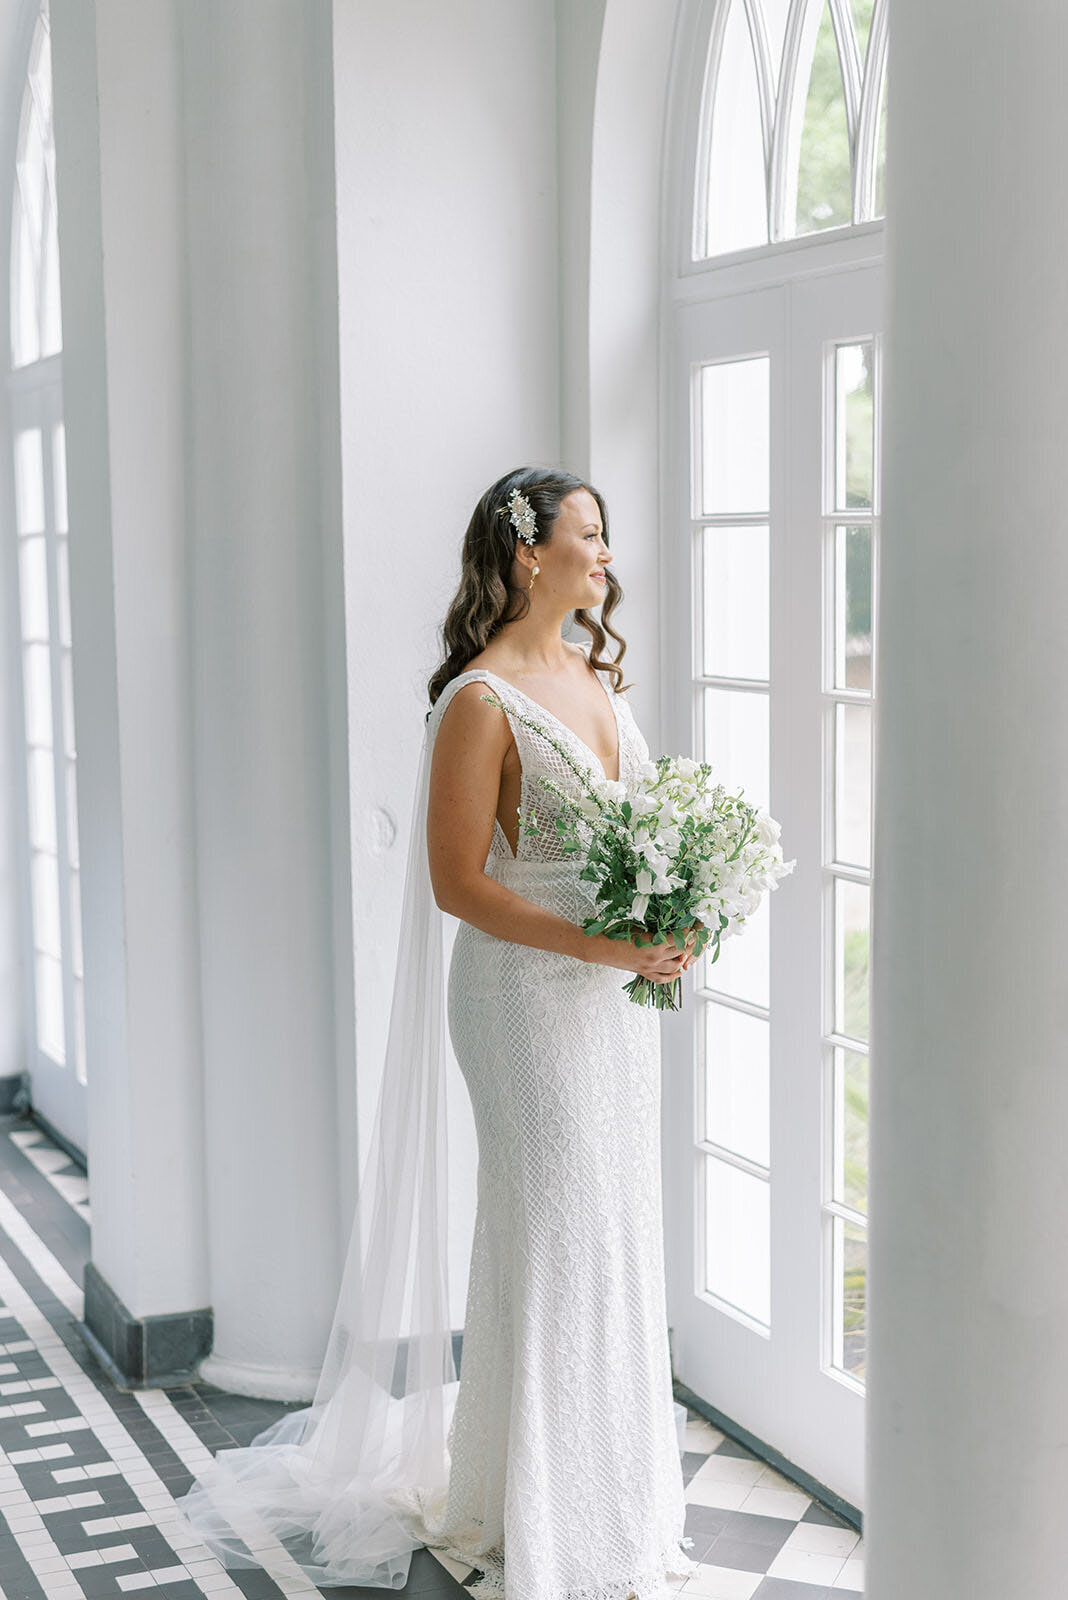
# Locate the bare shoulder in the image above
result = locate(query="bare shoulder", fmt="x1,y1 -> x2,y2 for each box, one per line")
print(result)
434,678 -> 512,756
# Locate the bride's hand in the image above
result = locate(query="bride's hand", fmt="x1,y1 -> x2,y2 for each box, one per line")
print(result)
588,924 -> 701,983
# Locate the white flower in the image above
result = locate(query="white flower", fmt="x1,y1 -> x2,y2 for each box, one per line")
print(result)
574,794 -> 602,820
599,778 -> 627,803
635,867 -> 654,894
754,808 -> 782,846
638,760 -> 658,783
630,892 -> 649,921
674,757 -> 698,779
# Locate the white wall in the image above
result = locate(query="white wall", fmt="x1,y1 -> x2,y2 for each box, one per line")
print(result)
332,1 -> 561,1308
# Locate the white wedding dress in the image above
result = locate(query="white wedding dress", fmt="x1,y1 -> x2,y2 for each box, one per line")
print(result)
177,645 -> 696,1600
424,654 -> 695,1599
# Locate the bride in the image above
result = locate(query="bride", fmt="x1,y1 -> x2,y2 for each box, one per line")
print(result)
177,467 -> 700,1600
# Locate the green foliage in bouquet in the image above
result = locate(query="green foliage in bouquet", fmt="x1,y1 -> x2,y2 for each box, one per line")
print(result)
481,690 -> 794,1011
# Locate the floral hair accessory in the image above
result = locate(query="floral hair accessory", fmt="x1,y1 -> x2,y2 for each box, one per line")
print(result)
508,488 -> 538,546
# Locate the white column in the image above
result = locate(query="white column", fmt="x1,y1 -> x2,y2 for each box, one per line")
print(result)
51,0 -> 210,1327
179,0 -> 351,1398
868,4 -> 1068,1594
51,0 -> 353,1395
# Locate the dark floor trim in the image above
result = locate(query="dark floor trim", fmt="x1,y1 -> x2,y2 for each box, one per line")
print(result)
81,1260 -> 213,1389
0,1071 -> 29,1116
27,1106 -> 87,1172
0,1113 -> 90,1284
673,1379 -> 863,1533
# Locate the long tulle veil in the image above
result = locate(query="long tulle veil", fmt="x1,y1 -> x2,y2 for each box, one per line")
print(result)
177,680 -> 476,1589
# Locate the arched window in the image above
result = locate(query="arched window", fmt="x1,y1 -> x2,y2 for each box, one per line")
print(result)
7,1 -> 86,1150
661,0 -> 884,1509
695,0 -> 888,258
11,2 -> 61,367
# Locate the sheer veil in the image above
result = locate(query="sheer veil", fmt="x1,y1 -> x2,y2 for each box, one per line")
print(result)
177,680 -> 473,1590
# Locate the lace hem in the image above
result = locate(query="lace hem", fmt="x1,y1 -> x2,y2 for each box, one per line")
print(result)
426,1531 -> 699,1600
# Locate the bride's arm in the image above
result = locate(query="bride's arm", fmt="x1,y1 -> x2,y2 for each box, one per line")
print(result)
427,683 -> 688,982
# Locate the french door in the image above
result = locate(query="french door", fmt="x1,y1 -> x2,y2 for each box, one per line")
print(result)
9,363 -> 88,1154
662,258 -> 882,1510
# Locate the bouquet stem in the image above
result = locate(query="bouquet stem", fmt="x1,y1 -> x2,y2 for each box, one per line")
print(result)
623,972 -> 683,1011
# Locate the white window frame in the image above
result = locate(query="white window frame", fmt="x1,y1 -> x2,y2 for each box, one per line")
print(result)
659,0 -> 885,1512
4,0 -> 86,1152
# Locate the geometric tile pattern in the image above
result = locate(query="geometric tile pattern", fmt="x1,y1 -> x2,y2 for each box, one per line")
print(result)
0,1118 -> 863,1600
6,1128 -> 90,1225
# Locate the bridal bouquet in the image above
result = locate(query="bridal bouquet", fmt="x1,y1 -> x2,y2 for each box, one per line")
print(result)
482,691 -> 796,1010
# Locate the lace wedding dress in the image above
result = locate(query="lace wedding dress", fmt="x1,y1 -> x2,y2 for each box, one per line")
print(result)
422,652 -> 696,1600
177,645 -> 696,1600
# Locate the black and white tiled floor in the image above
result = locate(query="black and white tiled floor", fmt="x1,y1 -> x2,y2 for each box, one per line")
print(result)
0,1117 -> 863,1600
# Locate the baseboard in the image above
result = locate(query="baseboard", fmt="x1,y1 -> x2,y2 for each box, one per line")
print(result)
673,1379 -> 863,1533
28,1107 -> 86,1172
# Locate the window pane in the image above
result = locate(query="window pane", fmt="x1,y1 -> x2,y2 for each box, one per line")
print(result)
834,878 -> 870,1043
60,650 -> 75,759
53,424 -> 68,532
834,701 -> 871,870
73,975 -> 87,1086
833,1216 -> 867,1379
795,2 -> 852,236
704,1001 -> 769,1167
66,759 -> 80,869
835,342 -> 874,509
22,641 -> 54,746
11,196 -> 38,367
700,357 -> 770,515
835,1045 -> 869,1215
57,537 -> 71,647
701,525 -> 769,681
18,535 -> 49,641
703,686 -> 769,813
833,525 -> 872,690
69,868 -> 83,978
11,14 -> 61,369
703,0 -> 767,258
705,1156 -> 770,1325
700,891 -> 769,1010
35,950 -> 65,1065
31,849 -> 62,959
14,428 -> 45,534
26,746 -> 57,853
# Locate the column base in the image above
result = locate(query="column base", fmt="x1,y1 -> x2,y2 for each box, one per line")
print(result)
196,1354 -> 320,1402
0,1073 -> 30,1116
81,1261 -> 212,1388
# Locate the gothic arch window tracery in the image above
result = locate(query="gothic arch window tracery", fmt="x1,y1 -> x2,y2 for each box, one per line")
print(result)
695,0 -> 888,259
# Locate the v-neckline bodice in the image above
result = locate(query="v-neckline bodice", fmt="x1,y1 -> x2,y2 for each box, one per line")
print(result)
473,655 -> 622,784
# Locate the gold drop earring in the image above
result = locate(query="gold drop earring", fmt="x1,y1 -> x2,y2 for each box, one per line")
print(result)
529,564 -> 540,591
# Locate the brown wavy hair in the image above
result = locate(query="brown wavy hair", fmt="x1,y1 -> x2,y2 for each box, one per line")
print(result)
428,466 -> 629,706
